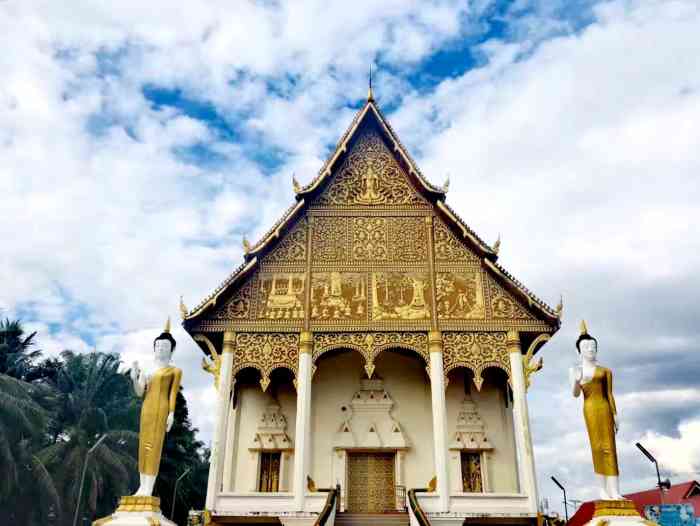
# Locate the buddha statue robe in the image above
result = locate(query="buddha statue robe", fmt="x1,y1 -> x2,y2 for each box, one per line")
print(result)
581,366 -> 619,476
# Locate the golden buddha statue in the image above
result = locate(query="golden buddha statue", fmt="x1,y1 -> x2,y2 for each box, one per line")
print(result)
569,320 -> 623,500
130,318 -> 183,496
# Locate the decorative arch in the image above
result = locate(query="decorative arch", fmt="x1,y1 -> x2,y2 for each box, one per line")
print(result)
442,331 -> 510,391
232,332 -> 299,392
313,332 -> 429,379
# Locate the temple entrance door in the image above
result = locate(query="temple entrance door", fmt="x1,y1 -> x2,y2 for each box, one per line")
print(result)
347,452 -> 395,512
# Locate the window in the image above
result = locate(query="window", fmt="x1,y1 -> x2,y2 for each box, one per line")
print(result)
460,452 -> 483,492
258,452 -> 281,492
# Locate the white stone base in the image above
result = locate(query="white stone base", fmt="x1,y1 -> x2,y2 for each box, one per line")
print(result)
584,500 -> 651,526
96,510 -> 177,526
93,496 -> 176,526
278,517 -> 318,526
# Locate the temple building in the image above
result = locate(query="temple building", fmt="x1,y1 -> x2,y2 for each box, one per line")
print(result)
182,91 -> 561,526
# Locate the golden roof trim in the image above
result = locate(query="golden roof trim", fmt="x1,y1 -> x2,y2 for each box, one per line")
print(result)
296,100 -> 445,197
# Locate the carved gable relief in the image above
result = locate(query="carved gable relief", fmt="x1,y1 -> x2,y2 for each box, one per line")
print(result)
436,271 -> 486,320
314,130 -> 428,207
255,273 -> 306,320
312,216 -> 348,262
485,275 -> 535,320
371,271 -> 432,321
434,220 -> 480,264
311,272 -> 367,321
261,218 -> 307,265
213,278 -> 254,320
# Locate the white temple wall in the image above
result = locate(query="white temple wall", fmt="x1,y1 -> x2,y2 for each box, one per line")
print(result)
229,380 -> 297,492
445,371 -> 518,493
309,350 -> 434,490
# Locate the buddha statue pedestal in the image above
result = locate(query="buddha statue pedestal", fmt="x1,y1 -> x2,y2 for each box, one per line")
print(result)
585,500 -> 654,526
93,496 -> 177,526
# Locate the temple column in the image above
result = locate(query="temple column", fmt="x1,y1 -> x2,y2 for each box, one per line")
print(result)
293,331 -> 314,511
429,331 -> 450,512
221,378 -> 239,492
507,331 -> 539,514
205,330 -> 236,510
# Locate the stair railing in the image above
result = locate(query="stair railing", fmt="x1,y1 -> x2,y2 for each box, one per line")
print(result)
407,488 -> 431,526
313,484 -> 340,526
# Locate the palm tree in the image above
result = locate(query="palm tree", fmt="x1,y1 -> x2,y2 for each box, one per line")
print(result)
0,318 -> 41,378
40,351 -> 138,525
0,373 -> 60,524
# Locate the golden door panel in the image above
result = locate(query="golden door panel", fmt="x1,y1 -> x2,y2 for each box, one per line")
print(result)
256,273 -> 306,320
347,452 -> 395,513
436,271 -> 485,320
258,452 -> 281,492
311,272 -> 367,320
460,452 -> 483,492
313,130 -> 428,207
371,271 -> 432,320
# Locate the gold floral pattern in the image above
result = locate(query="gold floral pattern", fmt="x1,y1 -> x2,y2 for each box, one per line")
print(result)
352,218 -> 388,261
213,280 -> 253,320
486,276 -> 535,320
233,333 -> 300,391
314,131 -> 427,207
313,331 -> 429,378
434,219 -> 479,263
262,219 -> 307,264
312,216 -> 348,262
442,331 -> 510,389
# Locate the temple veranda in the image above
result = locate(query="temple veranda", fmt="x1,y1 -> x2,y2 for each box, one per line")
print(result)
182,95 -> 561,526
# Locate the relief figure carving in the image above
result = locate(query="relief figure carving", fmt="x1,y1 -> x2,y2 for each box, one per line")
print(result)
436,271 -> 485,319
257,273 -> 306,319
311,272 -> 367,320
371,272 -> 432,320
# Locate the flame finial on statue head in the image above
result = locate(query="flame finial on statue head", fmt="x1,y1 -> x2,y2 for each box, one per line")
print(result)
580,319 -> 589,336
164,316 -> 171,334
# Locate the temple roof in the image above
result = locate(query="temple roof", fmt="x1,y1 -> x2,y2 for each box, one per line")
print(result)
183,96 -> 560,328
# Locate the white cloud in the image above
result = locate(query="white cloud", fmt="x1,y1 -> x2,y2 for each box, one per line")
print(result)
1,0 -> 699,513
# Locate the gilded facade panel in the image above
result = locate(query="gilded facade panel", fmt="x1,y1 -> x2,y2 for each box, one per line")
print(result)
352,218 -> 388,261
213,279 -> 254,320
442,331 -> 510,389
436,271 -> 486,320
434,219 -> 479,264
486,276 -> 535,320
310,272 -> 367,320
233,332 -> 299,391
314,131 -> 428,207
256,273 -> 306,320
312,216 -> 348,262
262,218 -> 307,264
371,271 -> 432,321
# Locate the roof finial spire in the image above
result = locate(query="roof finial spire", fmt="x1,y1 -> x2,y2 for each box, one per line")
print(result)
367,63 -> 374,102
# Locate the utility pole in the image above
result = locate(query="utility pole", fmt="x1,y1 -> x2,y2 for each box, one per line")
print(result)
73,434 -> 107,526
551,476 -> 569,522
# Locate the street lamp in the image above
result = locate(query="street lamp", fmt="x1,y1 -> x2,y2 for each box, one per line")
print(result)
73,434 -> 107,526
636,442 -> 671,504
551,476 -> 569,522
170,467 -> 192,520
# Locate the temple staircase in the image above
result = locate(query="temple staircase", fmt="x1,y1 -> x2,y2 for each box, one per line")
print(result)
335,512 -> 410,526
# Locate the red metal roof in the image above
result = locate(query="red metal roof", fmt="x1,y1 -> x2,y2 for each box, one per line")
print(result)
567,481 -> 700,526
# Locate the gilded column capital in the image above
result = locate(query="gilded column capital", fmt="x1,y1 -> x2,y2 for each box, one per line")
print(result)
223,330 -> 236,352
428,330 -> 443,353
299,331 -> 313,353
506,330 -> 521,354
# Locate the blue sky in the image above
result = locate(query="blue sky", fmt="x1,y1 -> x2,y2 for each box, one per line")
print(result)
1,0 -> 699,515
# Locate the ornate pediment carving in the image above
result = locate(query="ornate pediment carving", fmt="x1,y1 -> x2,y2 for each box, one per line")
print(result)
313,130 -> 428,207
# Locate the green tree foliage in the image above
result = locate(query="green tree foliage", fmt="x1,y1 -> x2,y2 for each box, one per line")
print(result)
0,318 -> 41,378
0,374 -> 61,525
154,390 -> 209,525
40,351 -> 139,524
